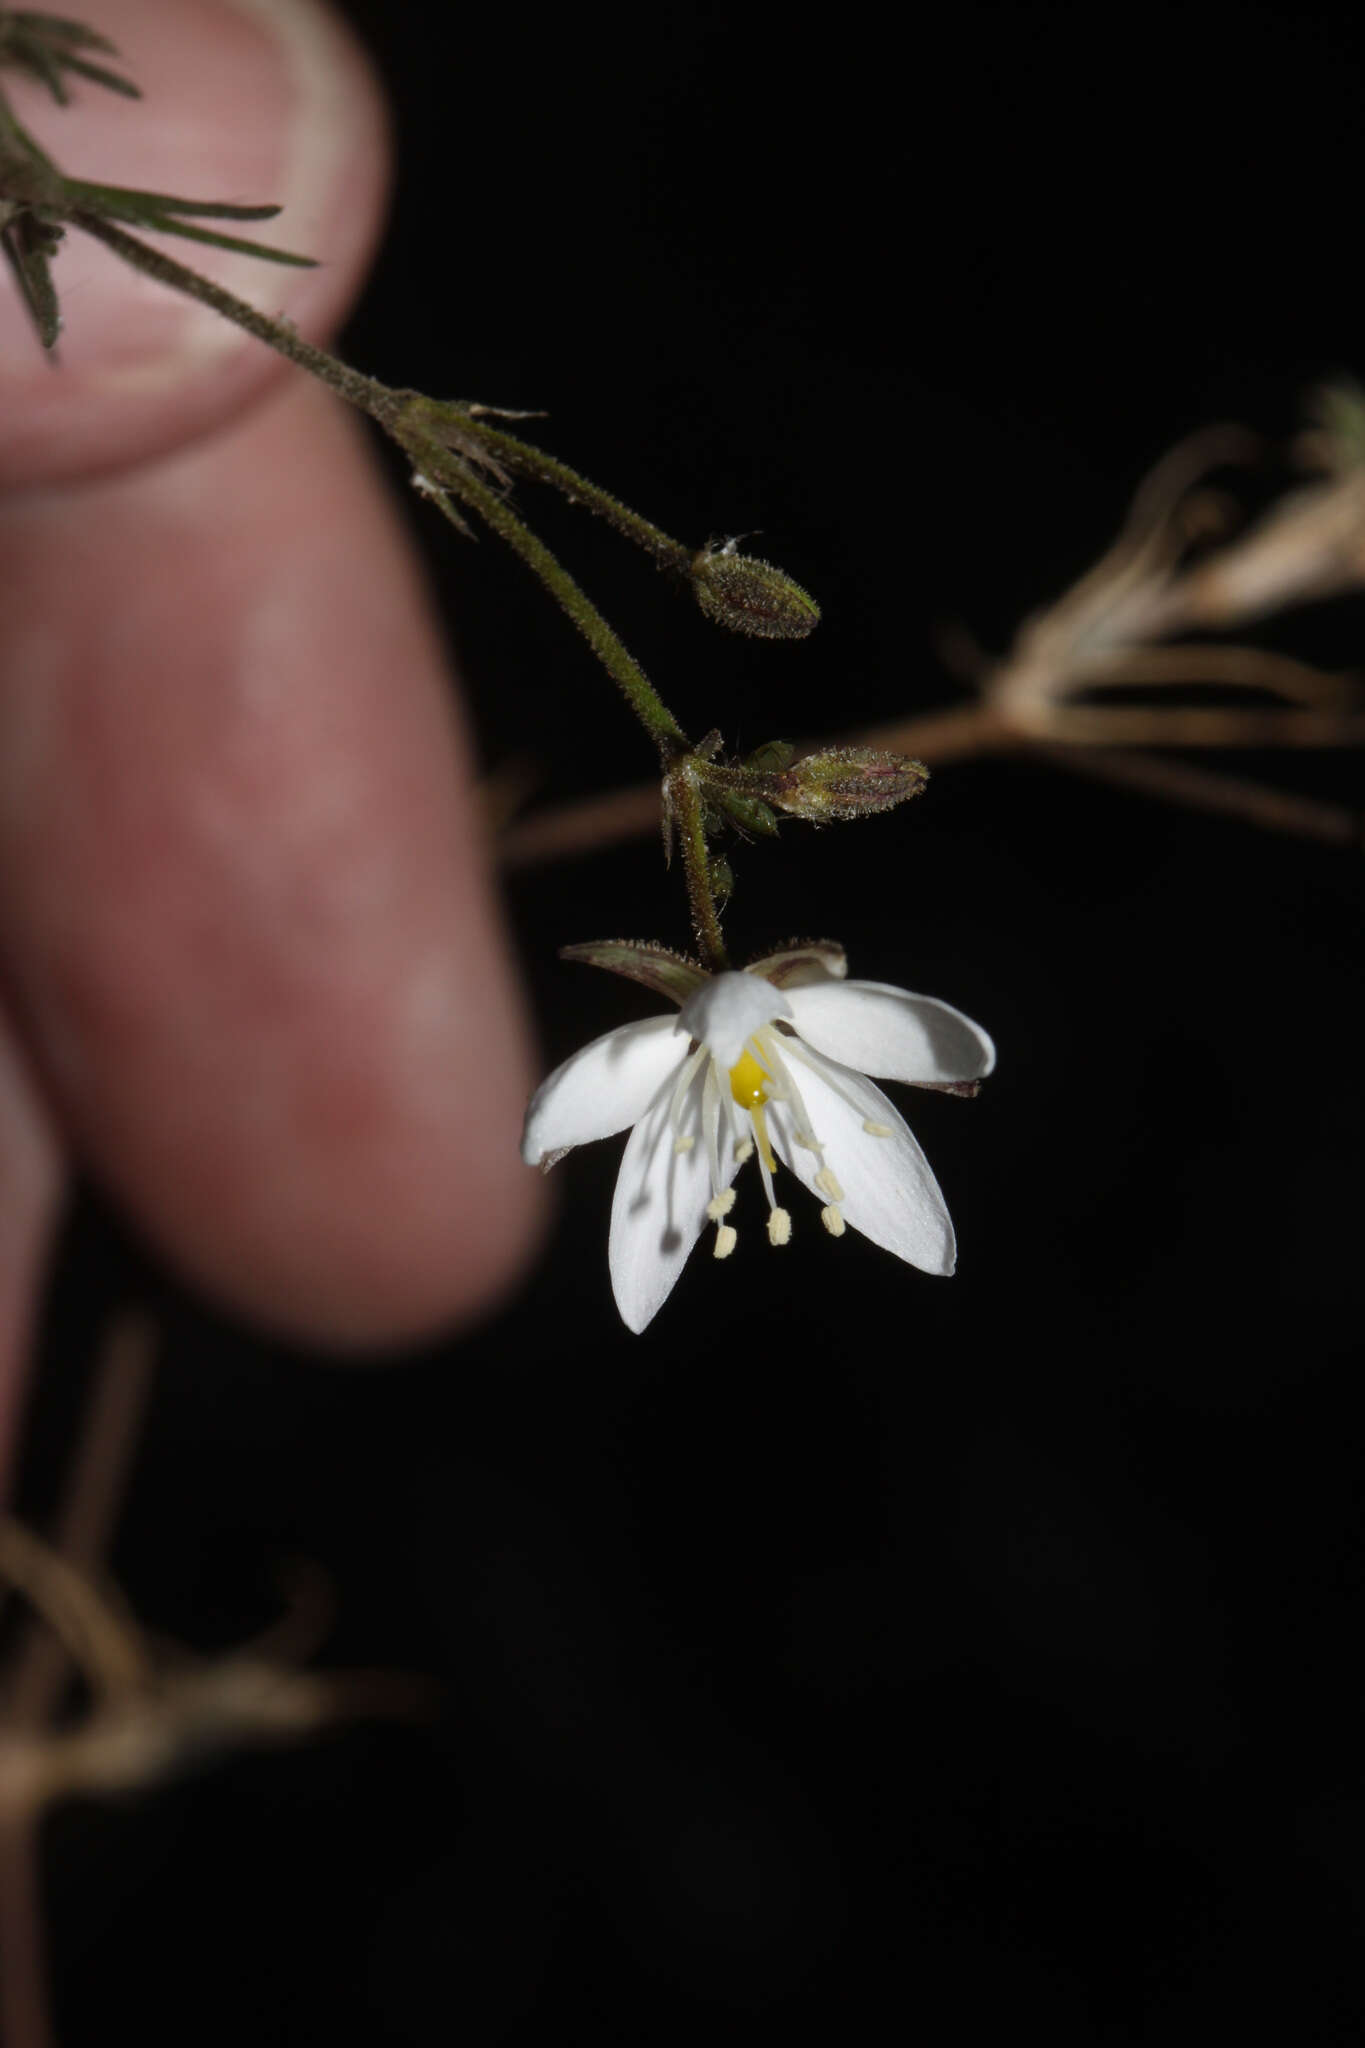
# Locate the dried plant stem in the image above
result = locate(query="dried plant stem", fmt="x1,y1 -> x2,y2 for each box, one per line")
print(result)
1007,705 -> 1365,748
498,695 -> 1360,868
5,1314 -> 156,1727
0,1813 -> 52,2048
1036,745 -> 1363,846
0,1315 -> 157,2048
499,704 -> 1003,868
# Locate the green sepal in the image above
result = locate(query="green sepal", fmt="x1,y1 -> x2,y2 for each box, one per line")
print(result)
559,939 -> 708,1006
743,940 -> 848,988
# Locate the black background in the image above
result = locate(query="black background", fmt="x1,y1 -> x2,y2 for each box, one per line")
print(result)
11,2 -> 1365,2040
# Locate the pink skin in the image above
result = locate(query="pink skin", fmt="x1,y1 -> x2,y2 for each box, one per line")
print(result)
0,0 -> 545,1480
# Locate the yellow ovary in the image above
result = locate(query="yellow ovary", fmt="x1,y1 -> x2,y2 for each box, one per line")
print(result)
727,1049 -> 777,1174
727,1050 -> 769,1107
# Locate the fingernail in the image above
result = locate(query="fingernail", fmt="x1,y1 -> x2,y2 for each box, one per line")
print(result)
0,0 -> 388,482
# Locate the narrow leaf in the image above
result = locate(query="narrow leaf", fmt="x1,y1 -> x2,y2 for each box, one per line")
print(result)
1,219 -> 61,349
58,51 -> 139,95
9,13 -> 123,53
136,215 -> 316,266
12,40 -> 69,101
68,178 -> 284,221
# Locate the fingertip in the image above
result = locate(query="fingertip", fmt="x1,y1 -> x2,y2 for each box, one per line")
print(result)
0,382 -> 545,1354
0,0 -> 390,487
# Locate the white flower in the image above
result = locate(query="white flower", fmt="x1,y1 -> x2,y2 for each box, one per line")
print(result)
521,943 -> 995,1333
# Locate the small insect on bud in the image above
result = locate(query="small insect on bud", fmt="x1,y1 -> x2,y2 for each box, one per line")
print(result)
744,740 -> 796,774
708,854 -> 735,909
691,543 -> 821,640
763,748 -> 929,823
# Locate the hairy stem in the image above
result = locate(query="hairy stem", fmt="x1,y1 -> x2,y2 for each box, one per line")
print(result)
667,763 -> 729,970
460,418 -> 695,576
70,213 -> 400,425
410,438 -> 690,751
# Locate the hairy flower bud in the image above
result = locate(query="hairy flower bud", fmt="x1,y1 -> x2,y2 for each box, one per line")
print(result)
691,544 -> 821,640
764,748 -> 929,822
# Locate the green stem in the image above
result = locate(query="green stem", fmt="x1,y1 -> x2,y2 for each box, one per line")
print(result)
667,763 -> 729,970
457,418 -> 694,577
408,433 -> 689,751
69,216 -> 691,757
0,96 -> 63,200
69,211 -> 399,424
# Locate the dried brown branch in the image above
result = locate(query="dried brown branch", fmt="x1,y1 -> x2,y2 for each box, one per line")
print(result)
0,1314 -> 156,2048
3,1314 -> 156,1730
0,1515 -> 429,1813
0,1316 -> 428,2047
498,402 -> 1365,868
1034,746 -> 1362,846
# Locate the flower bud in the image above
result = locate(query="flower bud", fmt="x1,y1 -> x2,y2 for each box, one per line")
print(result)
692,544 -> 820,640
764,747 -> 928,822
713,788 -> 780,838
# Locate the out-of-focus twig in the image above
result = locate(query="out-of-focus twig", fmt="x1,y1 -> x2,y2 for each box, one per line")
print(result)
498,392 -> 1365,867
499,704 -> 1007,868
3,1313 -> 156,1730
0,1520 -> 425,1812
1033,746 -> 1362,846
0,1313 -> 156,2048
0,1316 -> 428,2048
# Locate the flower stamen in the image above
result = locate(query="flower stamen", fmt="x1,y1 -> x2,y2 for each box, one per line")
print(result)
702,1063 -> 724,1197
749,1099 -> 778,1179
668,1043 -> 707,1146
753,1035 -> 825,1163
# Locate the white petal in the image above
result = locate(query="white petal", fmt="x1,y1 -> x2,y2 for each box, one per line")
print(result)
678,972 -> 792,1069
767,1050 -> 956,1274
521,1017 -> 682,1165
784,980 -> 995,1086
609,1062 -> 740,1332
